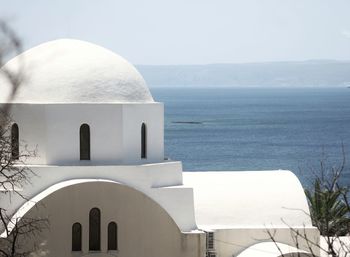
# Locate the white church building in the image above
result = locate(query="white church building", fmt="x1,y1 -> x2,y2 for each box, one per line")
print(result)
0,39 -> 319,257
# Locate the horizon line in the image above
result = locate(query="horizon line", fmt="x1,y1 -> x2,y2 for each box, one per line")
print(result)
136,59 -> 350,66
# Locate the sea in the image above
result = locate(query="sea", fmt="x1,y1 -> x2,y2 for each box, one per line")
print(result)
151,87 -> 350,188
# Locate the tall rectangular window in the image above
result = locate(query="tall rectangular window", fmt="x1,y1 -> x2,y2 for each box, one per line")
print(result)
80,124 -> 90,160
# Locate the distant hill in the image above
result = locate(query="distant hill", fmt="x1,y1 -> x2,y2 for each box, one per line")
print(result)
136,60 -> 350,87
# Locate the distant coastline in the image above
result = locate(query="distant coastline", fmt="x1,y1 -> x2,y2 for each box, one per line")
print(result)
137,60 -> 350,88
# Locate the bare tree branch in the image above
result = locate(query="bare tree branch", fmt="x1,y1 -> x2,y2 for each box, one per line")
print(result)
0,19 -> 47,257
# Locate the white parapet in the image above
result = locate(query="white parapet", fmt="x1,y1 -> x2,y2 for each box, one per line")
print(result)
1,161 -> 198,232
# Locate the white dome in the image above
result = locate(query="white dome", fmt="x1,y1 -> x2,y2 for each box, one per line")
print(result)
0,39 -> 154,103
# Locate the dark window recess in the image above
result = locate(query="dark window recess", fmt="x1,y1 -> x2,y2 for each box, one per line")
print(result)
108,222 -> 118,250
205,231 -> 216,257
89,208 -> 101,251
206,231 -> 215,250
11,123 -> 19,160
141,123 -> 147,159
72,222 -> 82,251
80,124 -> 90,160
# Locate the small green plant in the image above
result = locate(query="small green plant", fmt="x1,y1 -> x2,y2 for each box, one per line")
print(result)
302,147 -> 350,256
305,178 -> 349,236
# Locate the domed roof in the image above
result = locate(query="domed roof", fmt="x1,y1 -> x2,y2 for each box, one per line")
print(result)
0,39 -> 154,103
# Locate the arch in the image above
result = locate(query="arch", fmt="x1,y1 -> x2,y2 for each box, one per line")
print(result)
2,180 -> 202,257
72,222 -> 82,251
141,123 -> 147,159
11,123 -> 19,160
108,222 -> 118,250
89,207 -> 101,251
236,242 -> 313,257
80,124 -> 90,160
1,179 -> 187,238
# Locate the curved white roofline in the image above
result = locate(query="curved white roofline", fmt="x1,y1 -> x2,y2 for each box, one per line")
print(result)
0,39 -> 154,103
236,242 -> 311,257
0,179 -> 181,238
183,170 -> 312,229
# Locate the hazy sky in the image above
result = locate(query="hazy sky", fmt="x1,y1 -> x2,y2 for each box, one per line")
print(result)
1,0 -> 350,65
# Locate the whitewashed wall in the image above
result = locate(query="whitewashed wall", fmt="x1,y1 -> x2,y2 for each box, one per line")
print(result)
1,162 -> 199,232
122,103 -> 164,164
9,103 -> 164,165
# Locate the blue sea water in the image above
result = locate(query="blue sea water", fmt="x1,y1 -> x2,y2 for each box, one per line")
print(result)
151,87 -> 350,187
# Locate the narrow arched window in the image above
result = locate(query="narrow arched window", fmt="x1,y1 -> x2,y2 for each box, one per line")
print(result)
108,222 -> 118,251
141,123 -> 147,159
11,123 -> 19,160
80,124 -> 90,160
72,222 -> 82,251
89,208 -> 100,251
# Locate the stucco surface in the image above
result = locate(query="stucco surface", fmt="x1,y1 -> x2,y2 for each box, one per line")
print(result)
0,39 -> 153,103
13,181 -> 205,257
0,163 -> 198,233
183,170 -> 312,228
215,228 -> 319,257
9,103 -> 164,165
236,242 -> 311,257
